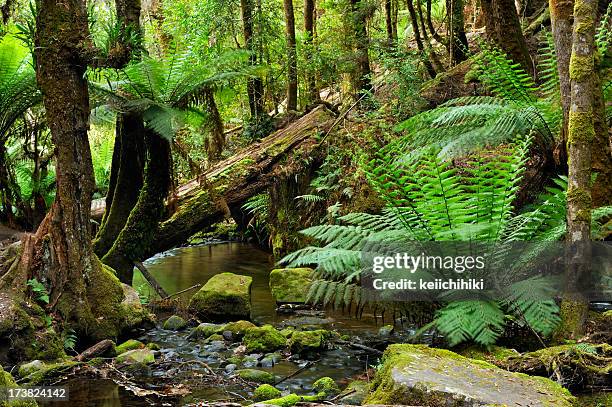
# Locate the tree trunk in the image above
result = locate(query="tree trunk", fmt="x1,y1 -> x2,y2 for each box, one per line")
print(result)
241,0 -> 265,120
446,0 -> 469,64
549,0 -> 573,165
304,0 -> 319,103
426,0 -> 446,46
384,0 -> 394,49
283,0 -> 298,111
93,113 -> 146,258
559,0 -> 598,340
102,133 -> 171,284
349,0 -> 372,96
481,0 -> 532,74
203,87 -> 225,162
407,0 -> 437,78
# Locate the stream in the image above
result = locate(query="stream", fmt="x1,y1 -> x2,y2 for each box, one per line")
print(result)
41,242 -> 388,406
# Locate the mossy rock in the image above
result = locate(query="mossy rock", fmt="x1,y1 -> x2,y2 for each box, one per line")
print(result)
364,344 -> 575,406
236,368 -> 275,384
218,320 -> 256,337
253,383 -> 281,401
337,380 -> 368,405
0,365 -> 38,407
312,376 -> 340,395
115,349 -> 155,365
243,325 -> 287,353
205,334 -> 225,343
249,392 -> 324,407
162,315 -> 187,331
268,268 -> 312,303
115,339 -> 144,354
20,360 -> 80,386
188,273 -> 252,321
189,323 -> 224,339
575,392 -> 612,407
287,330 -> 330,354
18,360 -> 46,378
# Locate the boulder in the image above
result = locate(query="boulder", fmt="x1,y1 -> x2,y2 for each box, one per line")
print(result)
287,330 -> 330,354
188,323 -> 223,339
253,383 -> 282,401
378,324 -> 394,337
364,344 -> 575,406
312,376 -> 340,395
189,273 -> 252,321
18,360 -> 46,378
115,339 -> 144,354
220,320 -> 256,337
162,315 -> 187,330
0,365 -> 37,407
236,368 -> 275,384
337,380 -> 369,405
116,349 -> 155,365
268,268 -> 312,303
243,325 -> 287,353
260,352 -> 282,367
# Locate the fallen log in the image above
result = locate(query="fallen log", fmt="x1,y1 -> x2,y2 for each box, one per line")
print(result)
76,339 -> 116,361
99,105 -> 335,268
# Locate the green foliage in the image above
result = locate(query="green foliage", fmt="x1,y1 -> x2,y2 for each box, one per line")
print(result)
394,44 -> 559,160
62,329 -> 77,352
27,278 -> 49,304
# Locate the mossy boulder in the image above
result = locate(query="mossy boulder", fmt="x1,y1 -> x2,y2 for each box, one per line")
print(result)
0,365 -> 37,407
219,320 -> 256,337
236,368 -> 275,384
312,376 -> 340,395
189,323 -> 224,339
18,360 -> 46,378
287,330 -> 330,354
163,315 -> 187,331
243,325 -> 287,353
20,360 -> 80,385
115,339 -> 144,354
115,349 -> 155,365
253,383 -> 282,401
364,344 -> 575,406
189,273 -> 252,321
268,268 -> 312,303
576,392 -> 612,407
458,345 -> 519,366
249,393 -> 324,407
337,380 -> 368,405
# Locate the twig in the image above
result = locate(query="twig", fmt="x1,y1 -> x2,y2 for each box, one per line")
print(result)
329,388 -> 356,402
134,261 -> 169,298
335,339 -> 383,355
273,360 -> 318,385
168,283 -> 202,298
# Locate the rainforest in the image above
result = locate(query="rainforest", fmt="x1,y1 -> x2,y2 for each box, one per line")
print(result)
0,0 -> 610,405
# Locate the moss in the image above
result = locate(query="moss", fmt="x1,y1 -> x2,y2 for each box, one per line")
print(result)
21,361 -> 80,385
312,376 -> 340,395
251,393 -> 324,407
567,110 -> 595,145
458,345 -> 519,366
236,368 -> 275,384
268,268 -> 313,303
115,339 -> 144,354
253,384 -> 282,401
218,320 -> 256,337
190,323 -> 224,339
569,54 -> 594,82
188,273 -> 252,321
566,187 -> 592,210
25,329 -> 66,362
556,295 -> 590,340
0,366 -> 38,407
575,392 -> 612,407
288,330 -> 331,354
146,342 -> 160,351
243,325 -> 287,353
205,334 -> 225,342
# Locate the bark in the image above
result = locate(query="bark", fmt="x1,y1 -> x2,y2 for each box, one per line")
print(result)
549,0 -> 573,165
426,0 -> 446,46
349,0 -> 372,95
591,74 -> 612,207
481,0 -> 533,74
559,0 -> 598,340
93,113 -> 146,258
102,133 -> 171,284
446,0 -> 469,64
203,87 -> 225,161
283,0 -> 298,111
407,0 -> 437,78
241,0 -> 265,119
384,0 -> 395,48
304,0 -> 319,102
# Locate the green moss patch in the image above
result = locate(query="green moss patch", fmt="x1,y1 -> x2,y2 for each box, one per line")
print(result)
188,273 -> 252,321
243,325 -> 287,353
268,268 -> 312,303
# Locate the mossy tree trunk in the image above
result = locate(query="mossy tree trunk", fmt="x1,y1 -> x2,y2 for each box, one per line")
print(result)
0,0 -> 145,341
349,0 -> 372,96
93,113 -> 146,258
203,87 -> 225,162
283,0 -> 298,111
559,0 -> 598,340
102,132 -> 171,284
241,0 -> 265,120
406,0 -> 437,78
304,0 -> 319,103
481,0 -> 533,74
446,0 -> 469,64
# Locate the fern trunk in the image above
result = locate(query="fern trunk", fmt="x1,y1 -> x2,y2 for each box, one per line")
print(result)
559,0 -> 598,340
94,112 -> 146,258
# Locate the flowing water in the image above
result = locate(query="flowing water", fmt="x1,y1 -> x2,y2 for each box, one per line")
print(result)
41,242 -> 385,406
